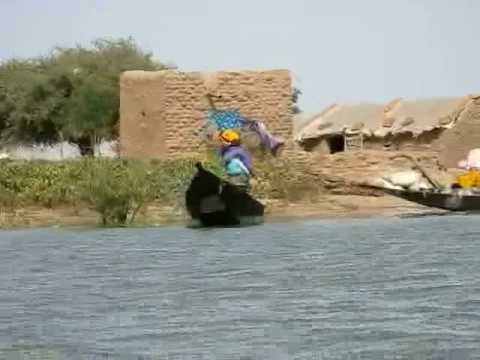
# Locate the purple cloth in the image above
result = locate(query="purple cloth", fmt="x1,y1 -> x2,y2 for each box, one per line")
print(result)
247,121 -> 283,155
203,110 -> 283,155
220,145 -> 253,173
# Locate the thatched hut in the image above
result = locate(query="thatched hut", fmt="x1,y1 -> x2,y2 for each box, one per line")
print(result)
295,103 -> 385,153
295,95 -> 480,167
373,97 -> 471,152
434,95 -> 480,167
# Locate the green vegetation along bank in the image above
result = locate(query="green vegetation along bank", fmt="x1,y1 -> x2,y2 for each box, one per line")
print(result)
0,157 -> 322,228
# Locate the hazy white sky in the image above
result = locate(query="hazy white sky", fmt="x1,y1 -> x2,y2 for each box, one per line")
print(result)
1,0 -> 479,113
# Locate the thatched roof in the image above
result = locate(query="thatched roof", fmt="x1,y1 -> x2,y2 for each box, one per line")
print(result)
295,103 -> 385,141
375,96 -> 471,137
296,96 -> 473,142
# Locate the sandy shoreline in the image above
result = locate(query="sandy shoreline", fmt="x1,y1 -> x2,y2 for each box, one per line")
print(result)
264,195 -> 449,221
0,194 -> 450,230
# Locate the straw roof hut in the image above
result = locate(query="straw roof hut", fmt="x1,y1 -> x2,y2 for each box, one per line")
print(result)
295,103 -> 385,142
375,96 -> 470,137
295,96 -> 478,159
297,97 -> 470,141
434,95 -> 480,167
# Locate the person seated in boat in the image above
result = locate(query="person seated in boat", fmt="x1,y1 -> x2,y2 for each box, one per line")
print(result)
217,129 -> 254,191
451,149 -> 480,189
452,170 -> 480,189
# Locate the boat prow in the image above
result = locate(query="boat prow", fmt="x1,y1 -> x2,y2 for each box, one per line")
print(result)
372,185 -> 480,212
185,162 -> 265,227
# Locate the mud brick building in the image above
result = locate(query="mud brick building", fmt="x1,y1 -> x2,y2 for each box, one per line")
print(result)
119,69 -> 293,159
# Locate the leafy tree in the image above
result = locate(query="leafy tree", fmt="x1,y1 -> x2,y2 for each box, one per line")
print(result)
0,37 -> 171,153
0,60 -> 67,144
62,75 -> 118,155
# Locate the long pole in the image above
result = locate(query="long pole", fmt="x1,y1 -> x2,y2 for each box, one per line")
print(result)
390,153 -> 443,190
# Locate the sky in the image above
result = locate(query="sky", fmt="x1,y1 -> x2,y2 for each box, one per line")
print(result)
1,0 -> 480,114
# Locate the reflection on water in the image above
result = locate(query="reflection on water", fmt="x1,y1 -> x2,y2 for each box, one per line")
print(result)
1,215 -> 480,359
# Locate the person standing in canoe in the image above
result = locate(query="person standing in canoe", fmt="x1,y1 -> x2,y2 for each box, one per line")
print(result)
199,93 -> 284,191
217,129 -> 254,191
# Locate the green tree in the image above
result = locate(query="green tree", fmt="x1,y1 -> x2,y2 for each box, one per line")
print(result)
0,37 -> 171,152
62,75 -> 118,155
0,60 -> 67,144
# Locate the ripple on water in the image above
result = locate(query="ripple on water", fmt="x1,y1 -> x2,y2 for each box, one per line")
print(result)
1,216 -> 480,358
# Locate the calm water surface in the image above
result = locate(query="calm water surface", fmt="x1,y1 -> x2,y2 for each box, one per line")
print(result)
1,215 -> 480,359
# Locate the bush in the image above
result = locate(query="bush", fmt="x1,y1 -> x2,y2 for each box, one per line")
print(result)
0,157 -> 322,226
253,158 -> 322,201
0,160 -> 80,208
0,158 -> 221,225
77,159 -> 151,225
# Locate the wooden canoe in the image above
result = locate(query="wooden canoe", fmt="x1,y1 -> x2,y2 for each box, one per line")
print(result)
185,163 -> 265,227
376,186 -> 480,212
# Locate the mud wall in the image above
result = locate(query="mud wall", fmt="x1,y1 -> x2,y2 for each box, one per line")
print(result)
119,72 -> 167,159
292,149 -> 454,194
119,69 -> 292,159
434,97 -> 480,167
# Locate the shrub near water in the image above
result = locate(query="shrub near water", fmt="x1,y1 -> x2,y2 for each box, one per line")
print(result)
0,157 -> 320,226
0,158 -> 210,225
252,158 -> 322,201
77,158 -> 225,225
78,159 -> 153,225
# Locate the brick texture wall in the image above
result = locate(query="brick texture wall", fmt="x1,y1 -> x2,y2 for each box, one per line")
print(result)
119,69 -> 293,159
433,97 -> 480,167
292,149 -> 456,194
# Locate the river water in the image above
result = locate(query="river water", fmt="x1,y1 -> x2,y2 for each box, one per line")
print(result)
0,215 -> 479,359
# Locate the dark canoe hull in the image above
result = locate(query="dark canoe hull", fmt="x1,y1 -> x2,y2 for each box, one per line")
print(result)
380,187 -> 480,212
185,163 -> 265,227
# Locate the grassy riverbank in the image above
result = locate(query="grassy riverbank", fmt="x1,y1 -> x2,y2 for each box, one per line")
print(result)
0,157 -> 323,228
